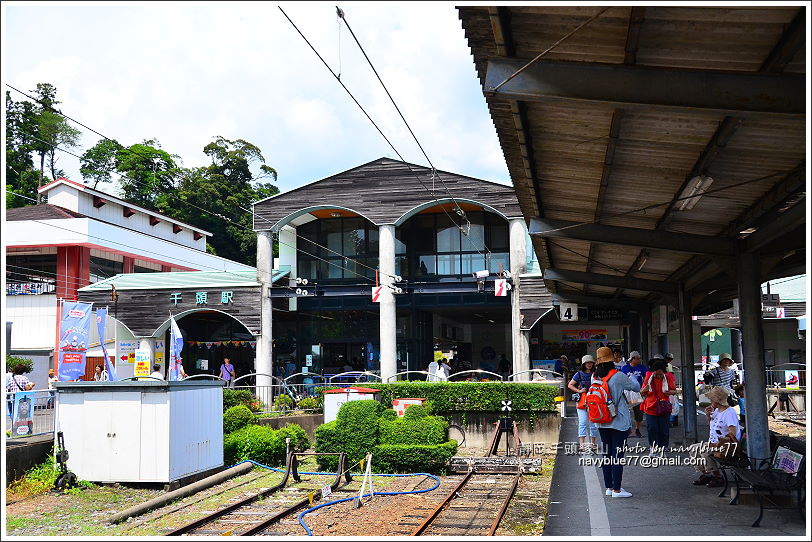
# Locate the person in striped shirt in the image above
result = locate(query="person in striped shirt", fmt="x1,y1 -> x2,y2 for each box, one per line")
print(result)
706,354 -> 738,391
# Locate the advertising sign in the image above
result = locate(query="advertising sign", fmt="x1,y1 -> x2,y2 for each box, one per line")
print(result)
11,392 -> 35,436
134,349 -> 152,377
119,340 -> 138,364
785,370 -> 800,389
57,301 -> 93,381
561,329 -> 608,342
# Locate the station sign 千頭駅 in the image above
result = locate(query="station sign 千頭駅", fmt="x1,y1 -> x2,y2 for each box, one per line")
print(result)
169,290 -> 235,306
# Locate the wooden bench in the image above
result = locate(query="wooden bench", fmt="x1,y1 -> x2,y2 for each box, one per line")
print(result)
729,435 -> 805,527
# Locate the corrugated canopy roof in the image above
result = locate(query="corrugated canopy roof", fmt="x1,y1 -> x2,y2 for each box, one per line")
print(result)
78,269 -> 289,292
459,5 -> 806,315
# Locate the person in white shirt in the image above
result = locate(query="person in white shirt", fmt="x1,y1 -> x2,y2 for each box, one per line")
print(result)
438,359 -> 451,381
150,364 -> 165,380
689,386 -> 741,488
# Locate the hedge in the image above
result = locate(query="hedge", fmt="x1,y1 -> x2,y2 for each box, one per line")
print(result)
223,389 -> 256,412
378,416 -> 448,446
314,420 -> 341,471
317,382 -> 558,413
223,405 -> 255,434
223,423 -> 308,467
276,424 -> 311,453
371,441 -> 458,474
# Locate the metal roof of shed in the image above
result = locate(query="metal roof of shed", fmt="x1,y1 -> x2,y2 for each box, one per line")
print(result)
458,5 -> 807,314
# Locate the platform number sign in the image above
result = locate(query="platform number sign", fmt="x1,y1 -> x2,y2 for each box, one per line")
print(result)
559,302 -> 578,322
501,400 -> 512,412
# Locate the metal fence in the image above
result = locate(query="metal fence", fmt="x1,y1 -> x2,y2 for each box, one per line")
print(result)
5,389 -> 56,439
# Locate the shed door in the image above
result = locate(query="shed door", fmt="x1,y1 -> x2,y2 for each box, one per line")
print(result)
80,392 -> 114,481
108,392 -> 143,481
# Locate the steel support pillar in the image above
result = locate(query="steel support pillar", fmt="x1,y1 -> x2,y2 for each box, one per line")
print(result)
509,219 -> 530,379
256,231 -> 274,404
737,252 -> 770,460
379,225 -> 397,382
677,282 -> 698,442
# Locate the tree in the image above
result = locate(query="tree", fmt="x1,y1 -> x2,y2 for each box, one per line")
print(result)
170,137 -> 279,265
114,139 -> 180,208
40,110 -> 81,180
79,138 -> 122,189
5,91 -> 45,208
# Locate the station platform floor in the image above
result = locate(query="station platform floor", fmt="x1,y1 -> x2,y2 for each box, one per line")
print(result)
543,407 -> 806,537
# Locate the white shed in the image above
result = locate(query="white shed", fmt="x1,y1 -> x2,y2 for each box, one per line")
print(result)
54,380 -> 224,484
322,386 -> 380,423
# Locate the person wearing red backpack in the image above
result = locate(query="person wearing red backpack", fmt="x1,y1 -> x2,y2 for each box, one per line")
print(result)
640,359 -> 677,456
589,347 -> 640,498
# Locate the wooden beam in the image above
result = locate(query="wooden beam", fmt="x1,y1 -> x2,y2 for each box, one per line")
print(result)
544,267 -> 677,294
623,7 -> 646,65
529,217 -> 737,256
122,206 -> 135,218
172,224 -> 183,234
149,216 -> 160,226
484,58 -> 804,117
743,200 -> 805,253
760,8 -> 805,72
92,195 -> 106,208
487,6 -> 514,57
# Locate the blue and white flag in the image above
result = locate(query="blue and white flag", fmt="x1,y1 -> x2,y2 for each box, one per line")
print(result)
57,301 -> 93,381
169,315 -> 184,381
96,308 -> 117,381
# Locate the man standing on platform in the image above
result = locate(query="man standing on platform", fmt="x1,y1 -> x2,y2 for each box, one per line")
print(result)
621,351 -> 647,437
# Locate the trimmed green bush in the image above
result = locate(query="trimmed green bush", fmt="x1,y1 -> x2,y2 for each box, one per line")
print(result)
315,400 -> 383,471
379,416 -> 448,446
314,420 -> 341,471
273,393 -> 294,411
402,404 -> 430,419
316,382 -> 558,413
296,397 -> 320,411
276,424 -> 311,452
223,389 -> 256,412
380,409 -> 398,421
223,405 -> 255,434
372,441 -> 458,474
223,423 -> 307,467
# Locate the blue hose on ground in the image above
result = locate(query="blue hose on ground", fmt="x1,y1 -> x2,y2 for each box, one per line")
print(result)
297,473 -> 442,536
227,459 -> 441,536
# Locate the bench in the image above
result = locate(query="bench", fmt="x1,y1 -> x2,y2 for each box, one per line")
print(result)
729,435 -> 805,527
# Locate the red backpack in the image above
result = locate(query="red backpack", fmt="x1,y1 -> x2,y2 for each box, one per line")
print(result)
586,369 -> 618,423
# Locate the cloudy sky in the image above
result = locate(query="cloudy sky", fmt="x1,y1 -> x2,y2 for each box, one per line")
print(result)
3,1 -> 510,195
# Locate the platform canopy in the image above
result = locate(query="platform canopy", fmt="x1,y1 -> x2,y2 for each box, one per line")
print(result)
458,5 -> 806,314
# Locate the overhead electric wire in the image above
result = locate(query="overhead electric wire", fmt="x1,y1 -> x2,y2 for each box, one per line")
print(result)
277,7 -> 489,258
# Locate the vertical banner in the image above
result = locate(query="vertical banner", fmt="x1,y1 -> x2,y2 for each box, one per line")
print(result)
96,308 -> 117,381
12,391 -> 35,436
168,315 -> 184,381
57,301 -> 93,381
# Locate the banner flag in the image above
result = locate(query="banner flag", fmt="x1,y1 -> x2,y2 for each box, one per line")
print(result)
58,301 -> 93,381
169,315 -> 185,381
96,308 -> 117,381
205,342 -> 213,349
249,341 -> 257,348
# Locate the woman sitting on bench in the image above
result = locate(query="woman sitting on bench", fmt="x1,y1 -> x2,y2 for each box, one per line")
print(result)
690,386 -> 742,488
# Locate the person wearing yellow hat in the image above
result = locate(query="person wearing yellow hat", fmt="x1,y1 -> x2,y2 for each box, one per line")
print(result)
592,346 -> 640,498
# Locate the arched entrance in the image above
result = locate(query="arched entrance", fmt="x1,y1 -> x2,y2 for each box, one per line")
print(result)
158,310 -> 257,379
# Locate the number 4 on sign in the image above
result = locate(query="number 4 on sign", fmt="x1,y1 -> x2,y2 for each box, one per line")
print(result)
559,302 -> 578,321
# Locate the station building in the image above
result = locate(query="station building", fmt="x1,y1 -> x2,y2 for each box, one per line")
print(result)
5,177 -> 254,383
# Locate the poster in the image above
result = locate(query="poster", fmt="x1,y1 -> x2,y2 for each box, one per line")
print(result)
11,392 -> 35,436
134,349 -> 151,377
57,301 -> 93,381
118,340 -> 139,364
785,370 -> 800,389
561,329 -> 608,342
772,446 -> 803,475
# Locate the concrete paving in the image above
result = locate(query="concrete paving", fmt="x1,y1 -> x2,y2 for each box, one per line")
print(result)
544,408 -> 806,537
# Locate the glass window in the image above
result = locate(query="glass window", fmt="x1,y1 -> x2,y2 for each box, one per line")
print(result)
133,265 -> 159,273
487,222 -> 509,251
436,215 -> 461,252
437,254 -> 460,276
417,255 -> 436,276
298,222 -> 319,256
322,220 -> 342,258
89,256 -> 123,283
412,215 -> 435,252
326,258 -> 344,279
343,218 -> 365,257
461,253 -> 487,275
488,253 -> 510,274
6,252 -> 57,284
368,226 -> 379,255
462,222 -> 485,252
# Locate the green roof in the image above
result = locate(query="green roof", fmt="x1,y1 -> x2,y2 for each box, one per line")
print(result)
762,274 -> 806,303
78,268 -> 290,291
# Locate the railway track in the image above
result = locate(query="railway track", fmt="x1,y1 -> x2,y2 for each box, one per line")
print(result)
408,470 -> 520,536
166,453 -> 351,536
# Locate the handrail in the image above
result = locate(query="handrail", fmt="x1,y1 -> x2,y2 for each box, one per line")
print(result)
448,369 -> 504,381
508,369 -> 564,382
232,372 -> 284,386
327,371 -> 382,382
386,370 -> 432,382
180,374 -> 227,382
